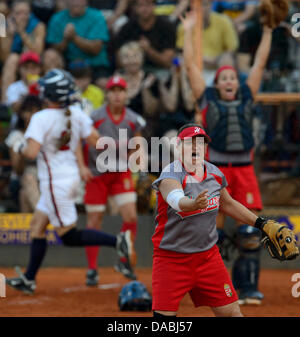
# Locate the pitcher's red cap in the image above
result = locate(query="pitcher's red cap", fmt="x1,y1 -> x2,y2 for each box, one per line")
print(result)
106,76 -> 127,90
177,126 -> 210,143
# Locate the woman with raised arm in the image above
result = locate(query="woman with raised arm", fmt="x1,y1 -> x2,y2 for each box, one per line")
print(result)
181,10 -> 273,305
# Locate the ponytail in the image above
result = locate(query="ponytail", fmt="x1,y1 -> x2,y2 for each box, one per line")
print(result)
57,108 -> 72,151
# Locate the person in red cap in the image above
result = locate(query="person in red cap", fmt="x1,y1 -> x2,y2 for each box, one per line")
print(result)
180,11 -> 275,305
5,51 -> 42,128
106,75 -> 128,91
150,122 -> 281,317
82,75 -> 147,285
1,0 -> 46,102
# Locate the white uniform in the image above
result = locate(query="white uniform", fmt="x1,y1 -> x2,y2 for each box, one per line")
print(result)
24,105 -> 93,227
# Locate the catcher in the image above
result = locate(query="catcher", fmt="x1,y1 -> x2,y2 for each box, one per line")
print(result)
181,0 -> 290,305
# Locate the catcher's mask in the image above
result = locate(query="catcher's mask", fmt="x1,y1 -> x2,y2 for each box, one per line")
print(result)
118,281 -> 152,311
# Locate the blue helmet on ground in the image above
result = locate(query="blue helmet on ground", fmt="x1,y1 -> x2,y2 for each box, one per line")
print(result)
118,281 -> 152,311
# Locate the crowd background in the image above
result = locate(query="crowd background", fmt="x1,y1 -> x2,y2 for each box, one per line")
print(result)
0,0 -> 299,214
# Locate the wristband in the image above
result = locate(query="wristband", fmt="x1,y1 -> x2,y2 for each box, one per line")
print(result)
166,189 -> 185,212
254,217 -> 266,230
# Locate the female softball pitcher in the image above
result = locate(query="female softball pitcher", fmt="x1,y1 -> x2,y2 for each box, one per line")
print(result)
6,69 -> 136,294
151,123 -> 298,317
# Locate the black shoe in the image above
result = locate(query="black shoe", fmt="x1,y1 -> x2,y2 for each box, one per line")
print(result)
114,259 -> 137,280
116,230 -> 137,279
238,290 -> 264,305
116,230 -> 136,267
86,269 -> 99,287
6,266 -> 36,295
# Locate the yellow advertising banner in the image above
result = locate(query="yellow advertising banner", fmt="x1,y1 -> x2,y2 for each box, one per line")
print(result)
0,214 -> 61,245
0,213 -> 299,245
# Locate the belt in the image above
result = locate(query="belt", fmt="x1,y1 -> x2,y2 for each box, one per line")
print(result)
211,162 -> 252,167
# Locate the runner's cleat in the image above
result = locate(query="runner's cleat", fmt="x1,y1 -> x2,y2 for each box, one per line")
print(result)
114,259 -> 137,280
116,230 -> 137,279
6,266 -> 36,295
86,269 -> 99,287
116,230 -> 136,267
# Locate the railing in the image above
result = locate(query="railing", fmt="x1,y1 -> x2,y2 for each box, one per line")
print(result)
255,93 -> 300,104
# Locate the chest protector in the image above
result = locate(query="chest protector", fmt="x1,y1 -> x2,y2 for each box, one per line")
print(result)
205,86 -> 254,153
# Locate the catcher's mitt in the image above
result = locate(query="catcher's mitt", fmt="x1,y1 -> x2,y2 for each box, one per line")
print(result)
259,0 -> 289,29
255,217 -> 299,261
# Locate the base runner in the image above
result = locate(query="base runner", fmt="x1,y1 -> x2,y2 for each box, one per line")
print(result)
6,69 -> 136,294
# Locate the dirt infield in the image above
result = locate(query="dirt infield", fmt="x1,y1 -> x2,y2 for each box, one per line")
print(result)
1,267 -> 299,317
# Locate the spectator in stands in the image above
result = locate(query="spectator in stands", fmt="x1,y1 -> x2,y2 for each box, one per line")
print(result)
154,0 -> 190,23
240,24 -> 290,91
116,41 -> 160,141
153,53 -> 196,168
5,95 -> 43,212
159,55 -> 195,123
176,0 -> 239,85
89,0 -> 131,33
31,0 -> 57,24
69,60 -> 105,114
41,48 -> 65,74
0,0 -> 10,62
116,0 -> 177,80
212,1 -> 258,35
31,0 -> 67,24
0,0 -> 9,18
5,51 -> 41,118
1,0 -> 46,102
211,1 -> 260,75
46,0 -> 111,87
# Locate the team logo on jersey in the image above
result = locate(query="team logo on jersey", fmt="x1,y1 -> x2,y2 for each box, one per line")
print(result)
246,192 -> 254,205
123,178 -> 131,190
177,196 -> 220,219
224,284 -> 233,297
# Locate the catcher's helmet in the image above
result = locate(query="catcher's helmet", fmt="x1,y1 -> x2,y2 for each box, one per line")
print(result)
38,68 -> 78,106
118,281 -> 152,311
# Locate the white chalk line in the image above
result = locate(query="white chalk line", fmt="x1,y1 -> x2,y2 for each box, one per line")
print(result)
63,283 -> 121,293
6,296 -> 52,305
